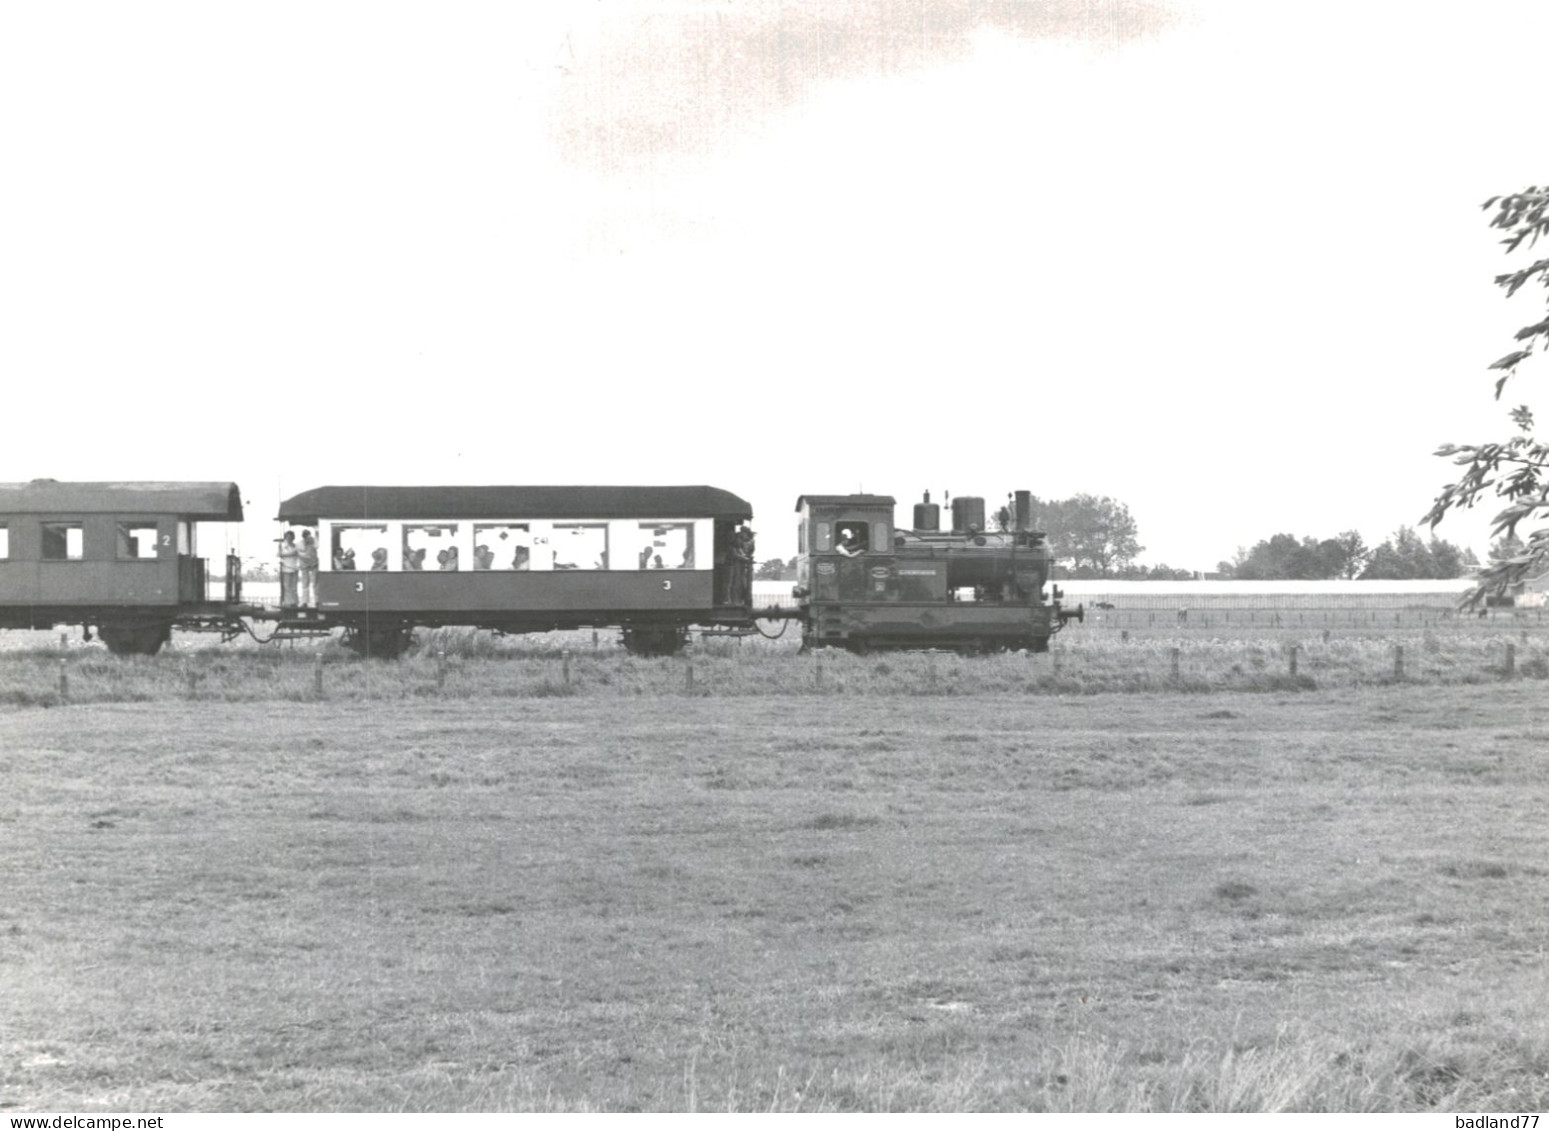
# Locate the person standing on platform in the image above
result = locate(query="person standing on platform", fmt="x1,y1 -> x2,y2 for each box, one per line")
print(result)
298,530 -> 319,609
278,531 -> 299,610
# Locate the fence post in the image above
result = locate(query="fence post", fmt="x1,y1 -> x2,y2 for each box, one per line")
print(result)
1393,645 -> 1404,681
685,659 -> 694,692
815,656 -> 823,691
1289,645 -> 1299,676
928,651 -> 937,687
1505,643 -> 1516,679
1171,647 -> 1181,682
59,631 -> 68,649
1323,629 -> 1331,644
592,629 -> 599,651
314,653 -> 325,696
562,649 -> 571,685
437,650 -> 446,690
58,658 -> 68,703
1121,629 -> 1129,643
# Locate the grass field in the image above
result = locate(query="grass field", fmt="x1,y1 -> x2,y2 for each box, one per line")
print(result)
3,675 -> 1548,1111
0,619 -> 1546,706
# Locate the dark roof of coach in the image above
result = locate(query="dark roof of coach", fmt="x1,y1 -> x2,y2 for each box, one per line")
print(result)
278,485 -> 753,523
0,480 -> 243,520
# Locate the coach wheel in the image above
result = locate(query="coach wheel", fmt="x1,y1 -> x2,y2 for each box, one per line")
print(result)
621,627 -> 686,657
346,627 -> 414,660
100,623 -> 171,656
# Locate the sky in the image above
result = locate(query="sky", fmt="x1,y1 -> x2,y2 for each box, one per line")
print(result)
2,0 -> 1545,568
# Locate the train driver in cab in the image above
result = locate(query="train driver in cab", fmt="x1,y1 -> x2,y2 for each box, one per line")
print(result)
836,527 -> 864,557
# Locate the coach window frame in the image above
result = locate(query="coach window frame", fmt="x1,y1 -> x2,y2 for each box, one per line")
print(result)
401,523 -> 460,572
41,520 -> 84,561
117,521 -> 161,560
327,522 -> 391,571
552,522 -> 609,570
634,521 -> 694,570
472,522 -> 532,571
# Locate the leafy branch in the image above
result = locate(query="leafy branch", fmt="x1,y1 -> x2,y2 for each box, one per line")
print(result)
1426,187 -> 1549,605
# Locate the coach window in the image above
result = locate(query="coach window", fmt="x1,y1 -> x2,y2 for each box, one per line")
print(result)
117,522 -> 160,560
41,521 -> 83,561
553,523 -> 608,570
402,524 -> 458,572
473,523 -> 530,570
637,522 -> 693,569
0,523 -> 8,559
331,523 -> 387,571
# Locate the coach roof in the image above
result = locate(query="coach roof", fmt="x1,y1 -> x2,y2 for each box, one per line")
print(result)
0,480 -> 243,520
278,485 -> 753,524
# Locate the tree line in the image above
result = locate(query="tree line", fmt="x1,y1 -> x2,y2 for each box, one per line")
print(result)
1218,528 -> 1481,581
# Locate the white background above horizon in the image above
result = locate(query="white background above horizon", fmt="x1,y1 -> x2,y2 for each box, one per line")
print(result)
3,0 -> 1543,569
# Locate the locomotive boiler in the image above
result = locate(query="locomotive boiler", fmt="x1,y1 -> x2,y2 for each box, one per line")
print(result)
793,490 -> 1082,653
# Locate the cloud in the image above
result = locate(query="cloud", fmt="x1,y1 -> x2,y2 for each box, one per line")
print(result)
549,0 -> 1178,170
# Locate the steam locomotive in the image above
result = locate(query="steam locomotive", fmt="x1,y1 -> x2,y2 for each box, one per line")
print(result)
0,480 -> 1080,657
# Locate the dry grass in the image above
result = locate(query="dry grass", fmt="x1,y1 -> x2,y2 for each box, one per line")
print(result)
0,621 -> 1545,706
2,685 -> 1547,1111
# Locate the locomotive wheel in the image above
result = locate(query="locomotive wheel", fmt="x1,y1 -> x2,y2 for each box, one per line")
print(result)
622,627 -> 686,657
100,623 -> 171,656
1030,637 -> 1051,654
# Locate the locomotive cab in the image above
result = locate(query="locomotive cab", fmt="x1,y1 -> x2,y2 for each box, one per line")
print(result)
794,489 -> 1073,653
795,494 -> 896,606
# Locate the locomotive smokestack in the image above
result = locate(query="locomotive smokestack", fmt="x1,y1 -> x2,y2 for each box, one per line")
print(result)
1015,490 -> 1031,532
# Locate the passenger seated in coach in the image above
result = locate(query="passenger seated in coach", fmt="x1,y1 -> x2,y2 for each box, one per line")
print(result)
404,547 -> 427,571
370,548 -> 389,571
335,549 -> 357,570
440,546 -> 460,571
639,546 -> 654,569
474,544 -> 495,570
651,555 -> 665,569
512,545 -> 530,571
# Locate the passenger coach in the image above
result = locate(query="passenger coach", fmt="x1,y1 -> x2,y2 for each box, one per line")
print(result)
0,480 -> 244,654
277,485 -> 755,656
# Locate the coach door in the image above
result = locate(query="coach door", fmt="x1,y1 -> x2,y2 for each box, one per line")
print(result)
174,520 -> 205,602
